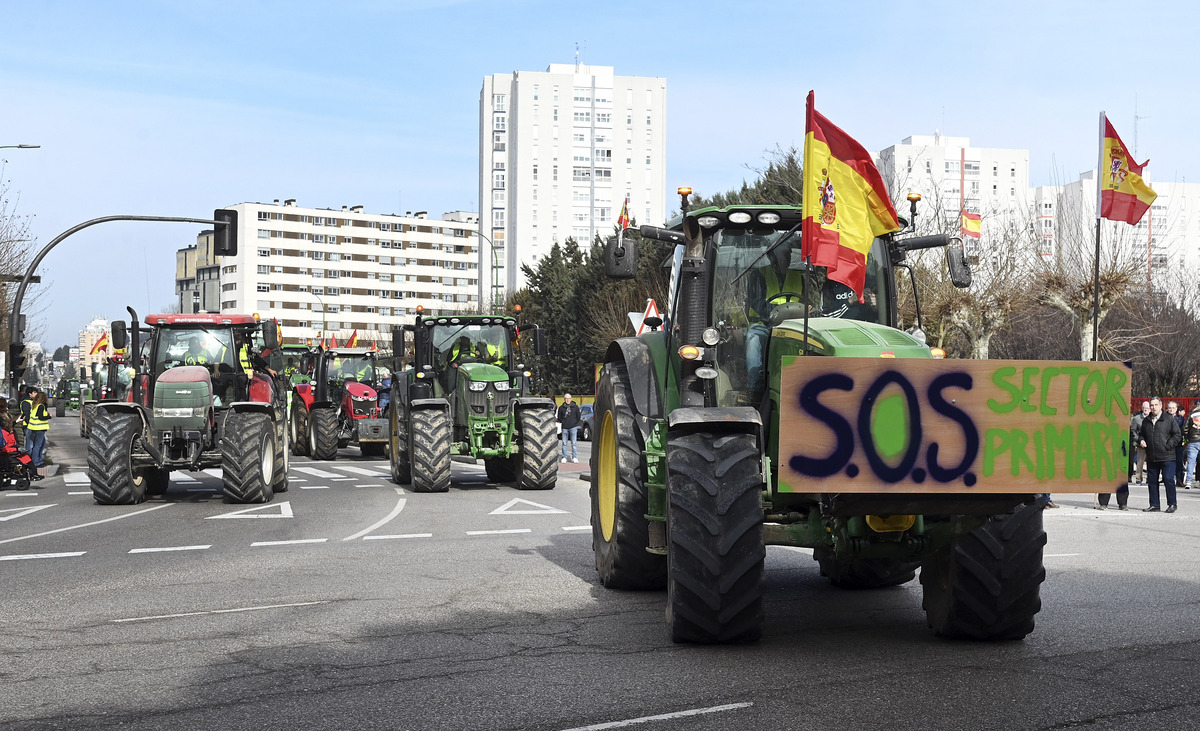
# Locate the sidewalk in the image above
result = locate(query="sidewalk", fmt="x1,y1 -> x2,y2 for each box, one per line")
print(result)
44,409 -> 86,476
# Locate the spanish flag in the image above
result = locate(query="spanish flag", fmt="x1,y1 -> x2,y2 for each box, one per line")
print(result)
961,210 -> 982,239
89,332 -> 109,356
1100,116 -> 1157,225
617,194 -> 631,230
330,334 -> 339,349
802,91 -> 900,300
346,330 -> 358,348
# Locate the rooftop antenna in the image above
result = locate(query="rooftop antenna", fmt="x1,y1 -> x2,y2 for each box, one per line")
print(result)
574,41 -> 580,66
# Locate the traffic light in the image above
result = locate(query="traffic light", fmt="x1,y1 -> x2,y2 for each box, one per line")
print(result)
10,342 -> 26,382
213,208 -> 238,256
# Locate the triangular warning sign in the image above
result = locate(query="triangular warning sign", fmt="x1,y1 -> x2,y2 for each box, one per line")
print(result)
0,504 -> 56,522
636,299 -> 660,335
206,501 -> 294,519
490,498 -> 568,515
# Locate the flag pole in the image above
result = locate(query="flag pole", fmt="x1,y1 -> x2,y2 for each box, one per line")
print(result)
1091,111 -> 1104,362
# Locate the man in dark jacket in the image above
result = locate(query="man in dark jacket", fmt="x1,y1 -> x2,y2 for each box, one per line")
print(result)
557,393 -> 581,463
1130,400 -> 1150,484
1139,397 -> 1181,513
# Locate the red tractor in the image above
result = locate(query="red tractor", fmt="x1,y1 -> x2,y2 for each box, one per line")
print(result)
289,347 -> 389,459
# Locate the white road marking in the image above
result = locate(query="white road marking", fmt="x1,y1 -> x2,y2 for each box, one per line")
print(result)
466,528 -> 533,536
112,600 -> 329,623
490,497 -> 568,515
299,485 -> 330,490
206,501 -> 294,519
4,492 -> 42,498
293,466 -> 340,478
289,478 -> 308,482
67,491 -> 92,495
129,545 -> 212,554
0,504 -> 173,545
334,466 -> 381,477
776,546 -> 815,555
558,702 -> 754,730
251,538 -> 328,547
342,489 -> 407,541
561,525 -> 591,532
363,533 -> 432,540
331,477 -> 355,482
202,468 -> 223,479
0,504 -> 56,522
63,473 -> 90,484
170,473 -> 200,483
1045,553 -> 1082,557
0,551 -> 87,561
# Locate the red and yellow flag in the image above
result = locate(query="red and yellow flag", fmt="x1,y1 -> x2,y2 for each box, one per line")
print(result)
89,332 -> 109,356
330,334 -> 339,349
961,210 -> 982,239
1100,116 -> 1156,225
617,195 -> 631,229
802,91 -> 900,300
346,330 -> 358,348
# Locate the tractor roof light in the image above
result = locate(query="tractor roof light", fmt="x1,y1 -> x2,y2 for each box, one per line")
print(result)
701,328 -> 720,346
728,212 -> 752,224
513,304 -> 522,313
907,192 -> 922,202
677,186 -> 692,196
416,305 -> 425,314
930,347 -> 947,359
757,212 -> 781,225
679,345 -> 701,360
696,216 -> 720,228
253,313 -> 261,322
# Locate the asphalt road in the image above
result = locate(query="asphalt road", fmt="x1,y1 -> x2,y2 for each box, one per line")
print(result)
3,414 -> 1200,730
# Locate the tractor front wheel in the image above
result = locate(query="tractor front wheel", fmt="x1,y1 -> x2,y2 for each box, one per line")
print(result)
88,411 -> 148,505
516,408 -> 557,490
390,409 -> 412,484
410,409 -> 451,493
81,403 -> 98,439
272,417 -> 289,493
221,412 -> 276,504
920,501 -> 1047,640
308,407 -> 339,461
290,400 -> 310,457
666,430 -> 765,644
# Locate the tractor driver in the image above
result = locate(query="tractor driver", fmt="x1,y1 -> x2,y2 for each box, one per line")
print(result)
442,335 -> 475,393
744,240 -> 806,402
183,338 -> 211,366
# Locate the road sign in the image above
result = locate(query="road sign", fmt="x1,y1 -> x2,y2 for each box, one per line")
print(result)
636,299 -> 660,336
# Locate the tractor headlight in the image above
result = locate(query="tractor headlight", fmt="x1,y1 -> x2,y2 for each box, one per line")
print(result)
468,381 -> 488,391
154,407 -> 207,418
493,381 -> 510,391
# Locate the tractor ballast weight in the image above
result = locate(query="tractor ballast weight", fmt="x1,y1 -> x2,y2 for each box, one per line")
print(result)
87,309 -> 289,505
388,313 -> 557,493
591,200 -> 1118,644
289,346 -> 389,459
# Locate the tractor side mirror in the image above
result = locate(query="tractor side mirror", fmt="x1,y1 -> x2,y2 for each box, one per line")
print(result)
946,245 -> 973,289
300,354 -> 313,374
603,235 -> 637,280
533,326 -> 547,356
111,321 -> 128,351
392,327 -> 403,355
262,321 -> 280,350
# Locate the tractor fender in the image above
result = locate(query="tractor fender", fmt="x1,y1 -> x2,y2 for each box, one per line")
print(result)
227,401 -> 277,420
409,398 -> 450,414
306,400 -> 335,411
293,383 -> 316,410
666,406 -> 762,437
96,401 -> 149,431
512,397 -> 555,412
605,336 -> 663,420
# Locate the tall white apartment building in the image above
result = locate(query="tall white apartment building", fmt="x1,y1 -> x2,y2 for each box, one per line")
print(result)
206,200 -> 480,345
77,317 -> 109,371
1033,172 -> 1200,292
876,133 -> 1031,256
479,63 -> 668,301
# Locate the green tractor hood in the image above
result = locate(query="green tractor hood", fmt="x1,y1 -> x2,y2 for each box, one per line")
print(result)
457,362 -> 510,382
772,317 -> 932,359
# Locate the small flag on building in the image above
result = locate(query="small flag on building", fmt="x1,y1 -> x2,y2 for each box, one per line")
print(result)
961,211 -> 982,239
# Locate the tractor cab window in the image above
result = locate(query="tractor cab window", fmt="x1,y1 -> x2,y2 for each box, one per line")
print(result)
432,324 -> 511,368
154,327 -> 235,374
331,354 -> 374,384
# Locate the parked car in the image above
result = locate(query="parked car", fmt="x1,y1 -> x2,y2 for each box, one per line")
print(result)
556,403 -> 594,441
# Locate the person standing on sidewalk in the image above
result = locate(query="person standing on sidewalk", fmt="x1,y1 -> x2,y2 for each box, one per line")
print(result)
1185,401 -> 1200,489
558,393 -> 581,464
1130,400 -> 1150,485
1139,397 -> 1181,513
24,389 -> 52,482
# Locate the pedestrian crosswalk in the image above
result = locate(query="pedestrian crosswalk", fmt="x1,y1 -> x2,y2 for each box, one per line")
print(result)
64,462 -> 393,485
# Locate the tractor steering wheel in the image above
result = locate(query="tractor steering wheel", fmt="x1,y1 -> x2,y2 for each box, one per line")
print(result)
766,291 -> 804,304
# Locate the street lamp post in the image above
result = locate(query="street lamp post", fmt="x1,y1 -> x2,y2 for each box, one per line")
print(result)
307,290 -> 328,341
471,229 -> 503,315
0,145 -> 40,150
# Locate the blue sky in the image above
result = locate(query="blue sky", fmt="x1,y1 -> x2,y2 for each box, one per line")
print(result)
2,0 -> 1196,350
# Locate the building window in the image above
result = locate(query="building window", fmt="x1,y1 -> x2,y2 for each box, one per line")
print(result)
493,133 -> 505,152
573,111 -> 591,123
494,173 -> 505,189
257,265 -> 269,274
257,211 -> 269,221
492,93 -> 506,112
596,112 -> 611,124
532,164 -> 538,181
494,114 -> 506,132
258,248 -> 269,257
257,284 -> 269,293
257,229 -> 269,239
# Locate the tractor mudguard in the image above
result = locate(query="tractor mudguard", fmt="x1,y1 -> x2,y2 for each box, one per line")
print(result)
227,401 -> 276,420
249,373 -> 274,404
512,397 -> 556,411
667,406 -> 761,436
410,398 -> 450,413
96,401 -> 149,430
605,337 -> 663,420
293,383 -> 316,410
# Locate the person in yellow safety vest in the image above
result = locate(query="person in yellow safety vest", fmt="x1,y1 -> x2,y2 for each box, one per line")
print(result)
183,338 -> 211,365
474,340 -> 500,365
16,386 -> 33,453
745,244 -> 807,401
25,389 -> 52,479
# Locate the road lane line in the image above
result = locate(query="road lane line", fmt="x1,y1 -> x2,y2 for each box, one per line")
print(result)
299,485 -> 330,490
67,491 -> 92,495
63,474 -> 90,484
251,538 -> 328,547
342,489 -> 407,541
0,551 -> 87,561
293,466 -> 340,478
112,600 -> 329,623
331,477 -> 356,482
129,545 -> 212,554
561,525 -> 591,531
559,702 -> 754,730
5,492 -> 42,497
334,466 -> 381,477
0,504 -> 173,545
363,533 -> 433,540
466,528 -> 533,536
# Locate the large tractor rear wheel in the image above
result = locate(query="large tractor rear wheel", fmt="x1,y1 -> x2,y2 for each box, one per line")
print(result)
290,400 -> 309,456
813,550 -> 919,589
410,409 -> 451,493
920,501 -> 1047,640
666,431 -> 765,644
308,407 -> 339,461
55,400 -> 66,418
221,412 -> 276,504
272,418 -> 289,493
516,408 -> 557,490
88,411 -> 148,505
389,409 -> 412,484
591,362 -> 666,590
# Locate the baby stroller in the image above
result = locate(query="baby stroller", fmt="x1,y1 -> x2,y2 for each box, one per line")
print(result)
1,426 -> 34,490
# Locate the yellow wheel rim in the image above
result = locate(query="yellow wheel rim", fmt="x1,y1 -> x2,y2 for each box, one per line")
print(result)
598,410 -> 617,542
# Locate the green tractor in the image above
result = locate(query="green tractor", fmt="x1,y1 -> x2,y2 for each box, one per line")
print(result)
591,195 -> 1067,643
87,309 -> 289,504
80,356 -> 132,439
388,311 -> 557,492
